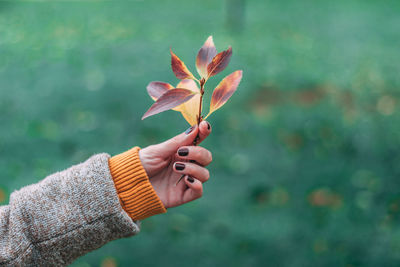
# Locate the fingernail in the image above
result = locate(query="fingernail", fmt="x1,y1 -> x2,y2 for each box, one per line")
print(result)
187,176 -> 195,183
185,126 -> 194,135
178,147 -> 189,156
206,121 -> 211,130
175,163 -> 185,171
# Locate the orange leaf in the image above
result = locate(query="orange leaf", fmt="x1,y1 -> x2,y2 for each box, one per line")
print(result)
147,81 -> 174,101
206,70 -> 242,119
142,88 -> 196,120
174,79 -> 201,125
170,49 -> 195,80
207,46 -> 232,78
196,36 -> 217,79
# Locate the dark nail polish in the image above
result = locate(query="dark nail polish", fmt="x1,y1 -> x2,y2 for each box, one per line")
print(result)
185,126 -> 194,135
206,121 -> 211,130
175,163 -> 185,171
178,148 -> 189,156
187,176 -> 195,183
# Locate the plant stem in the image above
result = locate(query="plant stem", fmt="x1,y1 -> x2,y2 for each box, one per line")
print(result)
194,79 -> 205,145
176,78 -> 205,185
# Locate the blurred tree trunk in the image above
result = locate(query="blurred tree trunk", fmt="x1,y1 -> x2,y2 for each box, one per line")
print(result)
226,0 -> 246,32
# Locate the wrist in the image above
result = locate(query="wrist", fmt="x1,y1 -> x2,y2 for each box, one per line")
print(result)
138,148 -> 151,176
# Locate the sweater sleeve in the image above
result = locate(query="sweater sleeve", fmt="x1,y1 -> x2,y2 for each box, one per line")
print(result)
0,153 -> 140,266
108,147 -> 166,221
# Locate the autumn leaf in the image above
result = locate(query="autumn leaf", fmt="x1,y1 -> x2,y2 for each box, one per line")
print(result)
170,49 -> 195,80
207,46 -> 232,78
174,79 -> 201,125
142,88 -> 197,120
143,36 -> 242,127
146,81 -> 174,101
196,36 -> 217,79
205,70 -> 242,119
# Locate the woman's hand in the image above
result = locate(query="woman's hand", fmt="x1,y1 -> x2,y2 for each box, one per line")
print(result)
139,121 -> 212,208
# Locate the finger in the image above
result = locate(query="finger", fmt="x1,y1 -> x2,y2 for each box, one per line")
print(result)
183,176 -> 203,203
155,125 -> 199,155
173,162 -> 210,183
176,146 -> 212,166
196,120 -> 212,145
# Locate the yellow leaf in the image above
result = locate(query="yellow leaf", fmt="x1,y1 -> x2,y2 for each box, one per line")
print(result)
174,79 -> 201,125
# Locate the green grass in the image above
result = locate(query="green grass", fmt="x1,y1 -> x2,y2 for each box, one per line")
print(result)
1,0 -> 400,266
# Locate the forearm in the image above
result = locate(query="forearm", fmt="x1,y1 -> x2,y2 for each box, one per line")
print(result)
0,124 -> 209,265
0,153 -> 142,266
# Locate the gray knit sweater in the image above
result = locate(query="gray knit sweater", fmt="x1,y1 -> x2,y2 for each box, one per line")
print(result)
0,154 -> 139,266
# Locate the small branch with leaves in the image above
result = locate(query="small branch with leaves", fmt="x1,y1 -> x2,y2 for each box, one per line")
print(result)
142,36 -> 243,183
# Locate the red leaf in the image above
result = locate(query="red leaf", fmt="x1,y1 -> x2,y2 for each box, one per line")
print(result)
147,81 -> 174,100
206,70 -> 242,118
142,88 -> 196,120
207,46 -> 232,78
170,49 -> 194,80
196,36 -> 217,79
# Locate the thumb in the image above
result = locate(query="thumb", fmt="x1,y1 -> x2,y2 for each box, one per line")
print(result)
156,125 -> 199,155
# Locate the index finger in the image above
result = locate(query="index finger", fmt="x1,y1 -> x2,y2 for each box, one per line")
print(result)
195,120 -> 211,145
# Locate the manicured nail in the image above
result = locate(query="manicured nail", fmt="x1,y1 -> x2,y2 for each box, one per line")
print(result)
175,163 -> 185,171
187,176 -> 195,183
185,126 -> 194,135
206,121 -> 211,130
178,147 -> 189,156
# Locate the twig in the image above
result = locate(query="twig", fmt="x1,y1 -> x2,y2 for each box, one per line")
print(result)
175,78 -> 205,185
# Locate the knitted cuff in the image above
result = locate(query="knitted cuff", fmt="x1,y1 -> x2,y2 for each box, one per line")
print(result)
109,147 -> 166,221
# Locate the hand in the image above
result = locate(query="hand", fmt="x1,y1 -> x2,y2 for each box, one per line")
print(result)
139,121 -> 212,208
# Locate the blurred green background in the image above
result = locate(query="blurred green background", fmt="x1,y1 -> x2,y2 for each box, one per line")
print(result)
1,0 -> 400,266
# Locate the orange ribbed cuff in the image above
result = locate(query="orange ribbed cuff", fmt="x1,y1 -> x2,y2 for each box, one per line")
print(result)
109,147 -> 166,221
